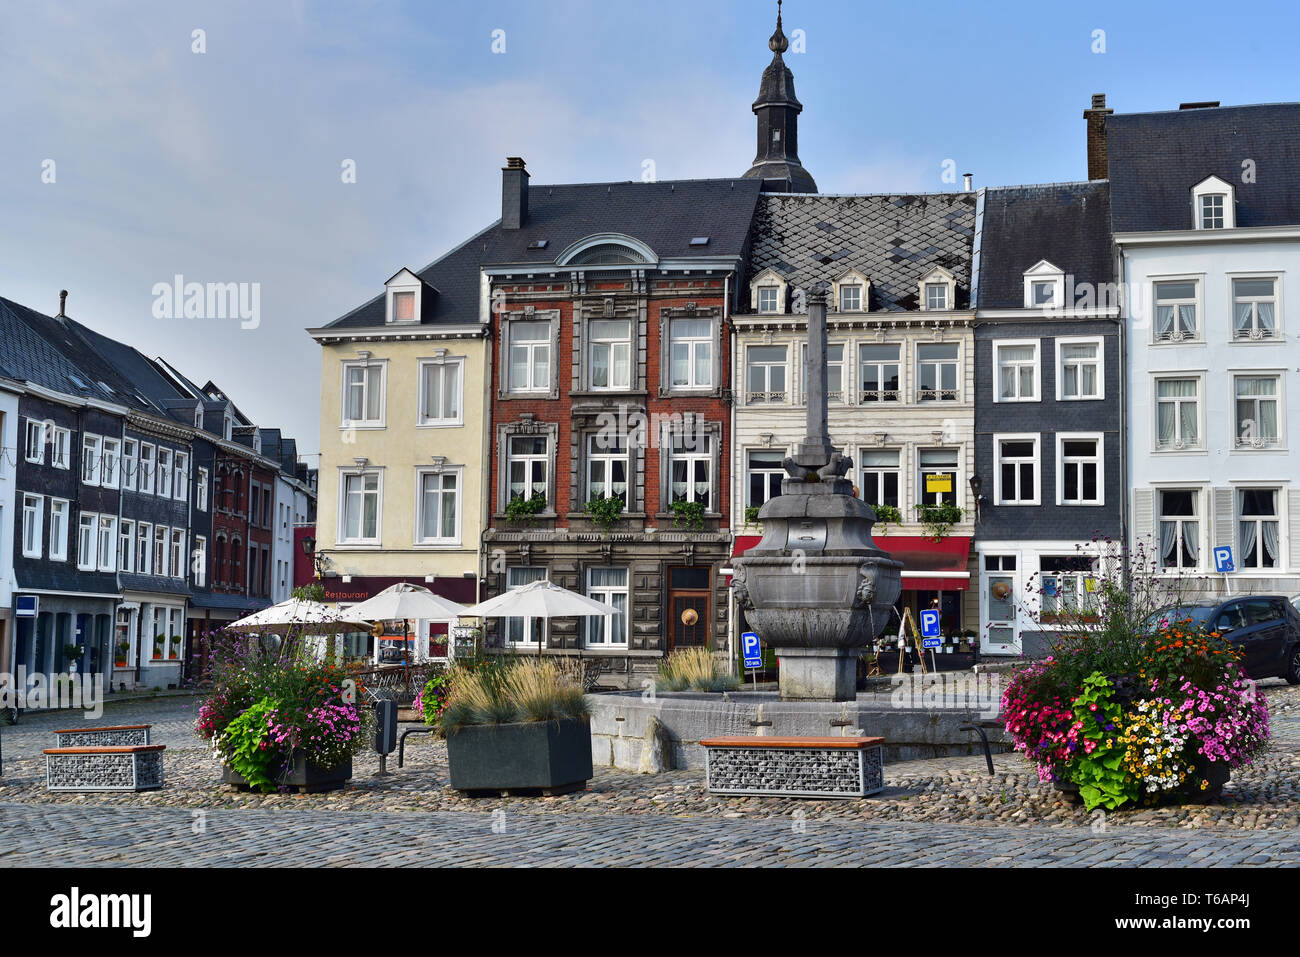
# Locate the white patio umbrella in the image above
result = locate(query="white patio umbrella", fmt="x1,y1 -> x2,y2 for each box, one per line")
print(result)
346,583 -> 468,663
465,579 -> 616,660
226,598 -> 370,634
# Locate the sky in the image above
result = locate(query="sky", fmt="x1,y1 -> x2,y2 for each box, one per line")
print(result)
2,0 -> 1298,459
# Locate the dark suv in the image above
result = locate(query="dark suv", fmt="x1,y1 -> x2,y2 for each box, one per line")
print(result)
1145,595 -> 1300,683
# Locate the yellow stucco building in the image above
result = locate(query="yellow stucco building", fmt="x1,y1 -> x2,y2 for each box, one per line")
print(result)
307,267 -> 490,653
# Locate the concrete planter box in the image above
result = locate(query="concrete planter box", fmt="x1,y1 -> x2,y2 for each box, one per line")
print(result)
222,751 -> 352,793
45,745 -> 166,791
446,717 -> 593,794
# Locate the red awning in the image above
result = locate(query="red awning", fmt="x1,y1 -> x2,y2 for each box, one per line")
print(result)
875,535 -> 972,591
727,535 -> 971,591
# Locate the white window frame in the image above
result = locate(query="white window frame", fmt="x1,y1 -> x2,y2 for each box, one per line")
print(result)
505,566 -> 548,647
668,317 -> 714,390
749,268 -> 787,314
157,447 -> 174,498
173,451 -> 188,502
1153,486 -> 1204,572
858,343 -> 901,403
916,342 -> 960,401
506,435 -> 550,509
800,342 -> 845,404
746,448 -> 787,509
1151,276 -> 1202,343
669,434 -> 714,511
81,434 -> 102,486
197,466 -> 209,511
506,321 -> 552,394
1056,433 -> 1104,506
122,438 -> 138,491
154,525 -> 169,578
171,529 -> 186,580
417,356 -> 465,427
337,468 -> 383,546
340,359 -> 387,429
49,498 -> 69,562
101,437 -> 121,489
385,269 -> 423,325
1192,175 -> 1235,230
1232,371 -> 1284,450
584,567 -> 629,647
1237,487 -> 1282,571
1022,261 -> 1065,310
919,266 -> 957,312
918,448 -> 961,508
77,511 -> 97,571
993,339 -> 1040,403
586,320 -> 633,391
120,518 -> 135,573
1152,374 -> 1204,452
924,282 -> 949,311
98,516 -> 118,574
993,433 -> 1041,506
1056,336 -> 1104,401
745,344 -> 789,404
139,442 -> 156,494
414,467 -> 462,546
24,419 -> 46,465
1229,274 -> 1282,341
586,435 -> 629,506
51,427 -> 71,470
193,535 -> 207,587
857,448 -> 902,512
137,522 -> 152,575
22,494 -> 44,558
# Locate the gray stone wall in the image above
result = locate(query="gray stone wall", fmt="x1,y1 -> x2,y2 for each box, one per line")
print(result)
46,750 -> 164,791
706,744 -> 883,797
55,727 -> 150,748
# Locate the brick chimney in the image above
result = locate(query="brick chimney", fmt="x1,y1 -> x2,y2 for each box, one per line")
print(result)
501,157 -> 529,230
1083,93 -> 1113,181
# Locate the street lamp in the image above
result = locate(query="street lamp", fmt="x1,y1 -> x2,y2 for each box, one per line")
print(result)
968,474 -> 984,523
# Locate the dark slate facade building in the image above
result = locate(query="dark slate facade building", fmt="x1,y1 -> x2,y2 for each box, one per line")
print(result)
972,181 -> 1121,656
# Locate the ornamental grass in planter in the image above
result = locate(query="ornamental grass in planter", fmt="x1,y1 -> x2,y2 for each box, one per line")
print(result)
1000,537 -> 1271,811
439,658 -> 593,793
194,628 -> 372,793
655,646 -> 741,693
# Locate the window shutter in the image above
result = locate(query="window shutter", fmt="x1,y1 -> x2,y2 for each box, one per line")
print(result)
1288,489 -> 1300,569
1132,488 -> 1154,552
1213,487 -> 1234,552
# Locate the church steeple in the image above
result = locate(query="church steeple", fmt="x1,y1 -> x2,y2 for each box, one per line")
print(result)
743,1 -> 817,193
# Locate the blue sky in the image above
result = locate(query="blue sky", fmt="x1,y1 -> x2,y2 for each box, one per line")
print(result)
2,0 -> 1298,450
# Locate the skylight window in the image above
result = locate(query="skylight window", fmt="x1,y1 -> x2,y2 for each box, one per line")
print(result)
689,237 -> 710,246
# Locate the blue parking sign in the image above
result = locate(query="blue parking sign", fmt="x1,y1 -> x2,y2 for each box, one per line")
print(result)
741,632 -> 762,669
1213,546 -> 1235,574
920,609 -> 941,639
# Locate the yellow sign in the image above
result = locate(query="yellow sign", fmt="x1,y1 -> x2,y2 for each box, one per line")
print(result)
1084,578 -> 1097,593
925,474 -> 953,493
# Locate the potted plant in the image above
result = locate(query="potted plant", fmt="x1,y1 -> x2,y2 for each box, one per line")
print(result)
670,499 -> 706,532
743,505 -> 761,529
504,493 -> 547,526
169,635 -> 182,660
152,635 -> 166,660
867,503 -> 902,535
62,644 -> 84,665
115,641 -> 130,667
656,647 -> 740,692
584,495 -> 625,533
912,502 -> 963,541
441,658 -> 593,794
196,629 -> 371,793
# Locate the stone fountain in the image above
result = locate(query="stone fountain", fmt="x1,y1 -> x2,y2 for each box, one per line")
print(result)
731,286 -> 903,701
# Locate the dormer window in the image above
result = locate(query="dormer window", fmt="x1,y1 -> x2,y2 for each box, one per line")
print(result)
1191,175 -> 1235,230
749,267 -> 788,315
833,268 -> 870,313
918,266 -> 957,312
1022,260 -> 1066,310
384,267 -> 424,324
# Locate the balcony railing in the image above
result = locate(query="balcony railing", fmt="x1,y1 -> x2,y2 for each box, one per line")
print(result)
918,388 -> 959,401
746,391 -> 787,404
859,389 -> 900,402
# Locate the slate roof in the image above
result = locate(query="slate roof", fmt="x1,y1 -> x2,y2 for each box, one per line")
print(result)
975,181 -> 1113,309
322,177 -> 764,329
1108,103 -> 1300,232
0,298 -> 124,403
742,192 -> 977,311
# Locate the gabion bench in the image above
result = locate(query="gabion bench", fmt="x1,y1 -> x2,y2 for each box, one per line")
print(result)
701,736 -> 884,799
44,745 -> 166,792
54,724 -> 151,748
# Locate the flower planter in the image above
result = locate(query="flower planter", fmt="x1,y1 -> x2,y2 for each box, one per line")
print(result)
222,751 -> 352,794
446,716 -> 593,795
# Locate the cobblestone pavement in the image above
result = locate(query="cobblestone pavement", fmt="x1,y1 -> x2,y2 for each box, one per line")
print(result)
1,802 -> 1298,867
2,684 -> 1299,866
